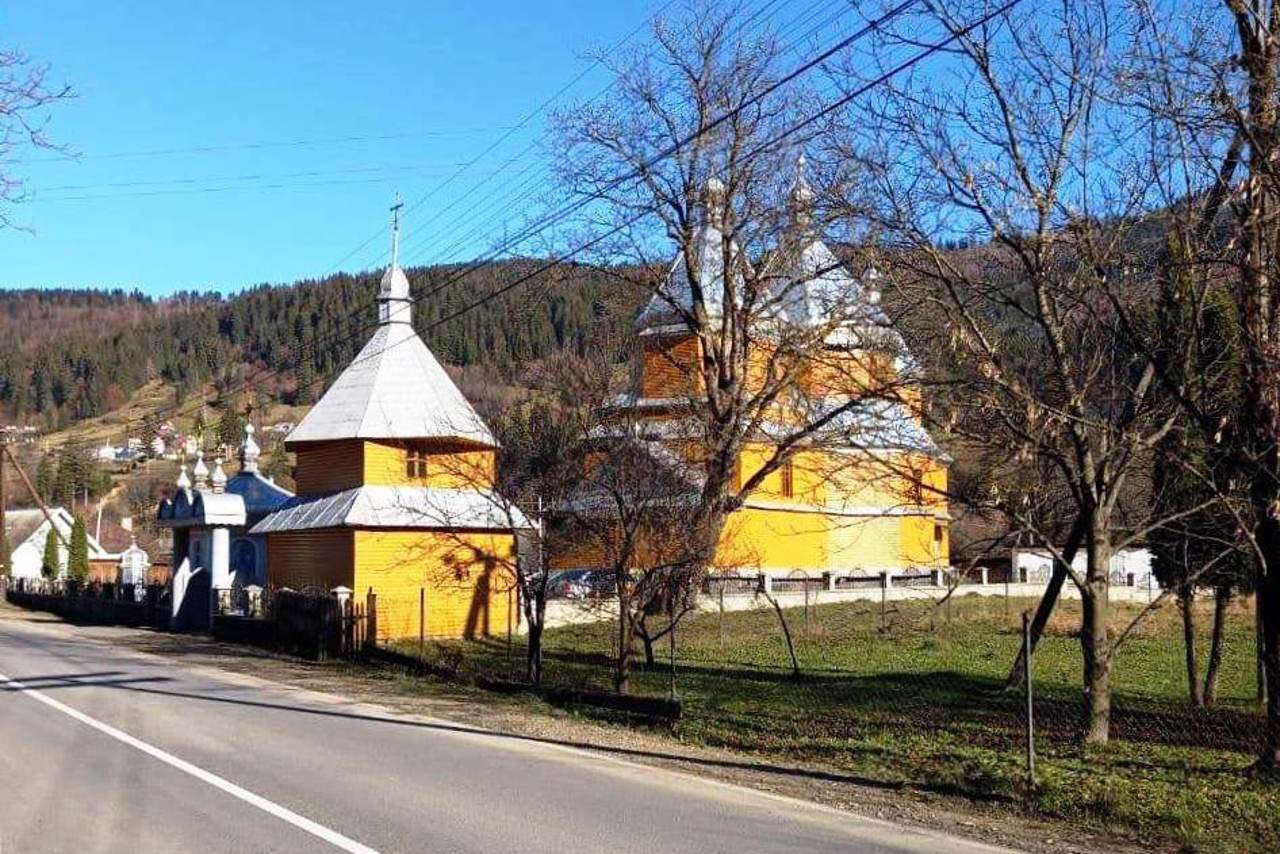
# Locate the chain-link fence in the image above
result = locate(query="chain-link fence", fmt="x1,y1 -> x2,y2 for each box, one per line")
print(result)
378,581 -> 1277,850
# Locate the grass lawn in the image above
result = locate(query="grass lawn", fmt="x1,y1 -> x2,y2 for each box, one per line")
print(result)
391,593 -> 1278,853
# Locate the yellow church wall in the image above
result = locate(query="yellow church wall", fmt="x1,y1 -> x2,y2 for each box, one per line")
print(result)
361,440 -> 496,489
550,502 -> 945,575
353,529 -> 517,642
715,506 -> 831,571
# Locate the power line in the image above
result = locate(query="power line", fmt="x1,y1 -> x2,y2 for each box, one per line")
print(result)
270,0 -> 1020,405
35,161 -> 539,195
27,0 -> 850,453
321,0 -> 685,276
32,0 -> 977,457
16,127 -> 518,164
399,0 -> 854,270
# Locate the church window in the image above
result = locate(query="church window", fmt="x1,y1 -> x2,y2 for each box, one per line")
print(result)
780,460 -> 794,499
406,448 -> 428,479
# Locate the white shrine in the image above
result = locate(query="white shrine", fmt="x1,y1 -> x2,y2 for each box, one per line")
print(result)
157,425 -> 293,629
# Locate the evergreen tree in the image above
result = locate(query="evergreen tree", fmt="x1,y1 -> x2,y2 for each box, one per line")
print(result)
216,407 -> 245,451
35,454 -> 56,501
191,409 -> 208,451
67,516 -> 89,585
40,527 -> 59,579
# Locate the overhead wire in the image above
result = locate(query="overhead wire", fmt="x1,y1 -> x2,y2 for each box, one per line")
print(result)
34,0 -> 999,458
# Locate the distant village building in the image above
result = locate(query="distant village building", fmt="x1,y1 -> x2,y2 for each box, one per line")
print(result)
157,426 -> 293,627
1012,547 -> 1159,592
3,507 -> 117,580
250,215 -> 531,640
117,536 -> 151,586
557,161 -> 950,578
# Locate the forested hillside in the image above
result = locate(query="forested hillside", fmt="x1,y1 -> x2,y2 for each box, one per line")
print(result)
0,262 -> 643,427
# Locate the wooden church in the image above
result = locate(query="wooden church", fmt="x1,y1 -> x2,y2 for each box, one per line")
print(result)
558,159 -> 950,579
252,211 -> 530,640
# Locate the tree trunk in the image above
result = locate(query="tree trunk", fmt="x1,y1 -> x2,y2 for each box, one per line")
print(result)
1256,513 -> 1280,772
1006,513 -> 1087,688
615,588 -> 631,695
764,591 -> 801,679
1181,588 -> 1204,707
525,620 -> 544,686
639,619 -> 657,667
1202,586 -> 1230,709
1081,532 -> 1112,746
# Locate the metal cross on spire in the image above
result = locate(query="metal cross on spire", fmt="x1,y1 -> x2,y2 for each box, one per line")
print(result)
389,192 -> 403,270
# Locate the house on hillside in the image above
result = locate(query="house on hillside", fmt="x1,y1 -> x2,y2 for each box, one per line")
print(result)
555,159 -> 950,579
4,507 -> 118,580
250,214 -> 532,641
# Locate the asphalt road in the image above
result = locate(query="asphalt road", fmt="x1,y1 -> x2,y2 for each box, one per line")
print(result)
0,617 -> 1010,854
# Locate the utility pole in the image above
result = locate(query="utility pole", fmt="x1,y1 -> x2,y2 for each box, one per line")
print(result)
0,435 -> 7,577
4,445 -> 71,550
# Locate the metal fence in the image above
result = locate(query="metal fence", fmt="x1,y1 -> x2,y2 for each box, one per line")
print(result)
4,576 -> 170,627
371,582 -> 1276,847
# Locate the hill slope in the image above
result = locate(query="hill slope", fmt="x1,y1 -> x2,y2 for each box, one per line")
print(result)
0,262 -> 643,429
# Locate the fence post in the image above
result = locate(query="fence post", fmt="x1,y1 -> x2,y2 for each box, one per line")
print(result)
1023,610 -> 1036,792
718,582 -> 725,663
419,587 -> 426,662
367,588 -> 377,648
880,578 -> 887,634
668,594 -> 677,702
803,577 -> 810,637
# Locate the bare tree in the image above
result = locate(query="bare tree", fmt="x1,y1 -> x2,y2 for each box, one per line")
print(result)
0,47 -> 72,228
838,0 -> 1237,744
1109,0 -> 1280,772
552,3 -> 925,619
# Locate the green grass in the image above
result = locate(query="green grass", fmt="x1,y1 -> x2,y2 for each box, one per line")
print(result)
390,594 -> 1279,853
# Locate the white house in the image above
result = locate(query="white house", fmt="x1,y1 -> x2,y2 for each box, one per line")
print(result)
3,507 -> 118,580
1011,546 -> 1159,592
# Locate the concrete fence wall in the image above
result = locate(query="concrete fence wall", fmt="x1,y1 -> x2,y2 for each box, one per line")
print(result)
540,576 -> 1164,630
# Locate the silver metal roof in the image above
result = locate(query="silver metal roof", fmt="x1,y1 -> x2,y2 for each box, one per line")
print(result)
285,321 -> 496,446
249,485 -> 532,534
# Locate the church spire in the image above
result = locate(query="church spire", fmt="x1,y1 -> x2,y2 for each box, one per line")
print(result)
788,152 -> 814,233
378,194 -> 412,325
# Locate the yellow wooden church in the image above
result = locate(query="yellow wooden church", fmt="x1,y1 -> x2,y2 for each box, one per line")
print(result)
559,161 -> 949,578
252,216 -> 529,640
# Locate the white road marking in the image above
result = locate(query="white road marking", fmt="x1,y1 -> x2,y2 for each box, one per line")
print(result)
0,670 -> 379,854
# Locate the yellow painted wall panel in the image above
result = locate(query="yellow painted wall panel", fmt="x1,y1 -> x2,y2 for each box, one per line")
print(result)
353,530 -> 517,641
362,440 -> 497,489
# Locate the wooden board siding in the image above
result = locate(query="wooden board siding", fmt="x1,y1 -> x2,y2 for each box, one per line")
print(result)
551,504 -> 947,575
353,530 -> 516,641
362,440 -> 496,489
641,333 -> 702,399
292,440 -> 365,494
267,530 -> 354,591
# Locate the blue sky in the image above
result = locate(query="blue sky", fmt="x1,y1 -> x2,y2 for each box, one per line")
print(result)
0,1 -> 656,295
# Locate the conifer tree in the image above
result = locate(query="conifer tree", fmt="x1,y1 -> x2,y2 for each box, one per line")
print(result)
67,516 -> 89,584
216,407 -> 245,451
40,526 -> 59,579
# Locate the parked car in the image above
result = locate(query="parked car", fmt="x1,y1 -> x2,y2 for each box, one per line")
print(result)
547,569 -> 613,599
